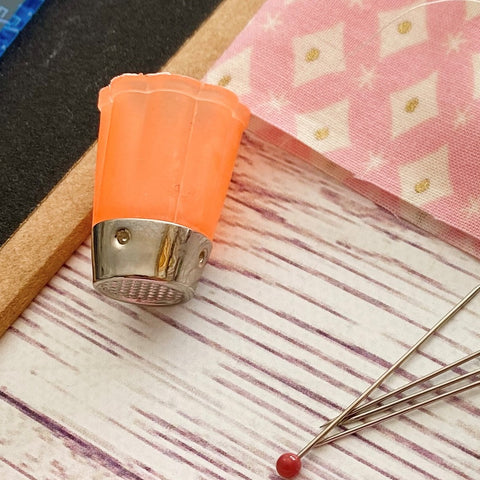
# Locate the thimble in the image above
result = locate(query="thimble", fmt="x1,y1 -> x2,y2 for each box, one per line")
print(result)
91,73 -> 250,305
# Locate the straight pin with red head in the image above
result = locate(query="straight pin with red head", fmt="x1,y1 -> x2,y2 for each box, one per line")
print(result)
276,453 -> 302,478
275,285 -> 480,478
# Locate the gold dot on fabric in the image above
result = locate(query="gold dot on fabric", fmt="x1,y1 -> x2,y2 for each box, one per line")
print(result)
314,127 -> 329,140
405,97 -> 419,113
415,178 -> 430,193
397,20 -> 412,34
218,74 -> 232,87
305,47 -> 320,62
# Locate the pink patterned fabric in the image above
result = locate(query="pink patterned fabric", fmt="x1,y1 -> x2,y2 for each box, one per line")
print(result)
205,0 -> 480,258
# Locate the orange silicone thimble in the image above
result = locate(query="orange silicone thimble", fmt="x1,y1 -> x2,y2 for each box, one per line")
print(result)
91,73 -> 250,305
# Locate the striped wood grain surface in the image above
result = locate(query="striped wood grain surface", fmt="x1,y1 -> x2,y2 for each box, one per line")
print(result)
1,133 -> 479,479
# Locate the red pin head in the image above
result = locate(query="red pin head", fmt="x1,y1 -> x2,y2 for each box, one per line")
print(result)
276,453 -> 302,478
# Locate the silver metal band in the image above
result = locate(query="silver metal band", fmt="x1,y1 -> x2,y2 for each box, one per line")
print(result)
92,219 -> 212,306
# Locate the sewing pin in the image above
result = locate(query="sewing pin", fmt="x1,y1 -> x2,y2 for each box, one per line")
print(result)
276,284 -> 480,478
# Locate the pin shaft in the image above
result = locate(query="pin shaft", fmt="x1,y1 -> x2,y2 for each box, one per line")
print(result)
297,284 -> 480,458
349,349 -> 480,418
314,378 -> 480,448
317,349 -> 480,431
343,367 -> 480,426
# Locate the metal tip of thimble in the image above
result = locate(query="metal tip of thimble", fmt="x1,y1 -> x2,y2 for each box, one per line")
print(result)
92,219 -> 212,306
94,277 -> 191,306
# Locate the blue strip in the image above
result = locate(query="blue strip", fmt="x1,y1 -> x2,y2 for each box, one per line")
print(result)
0,0 -> 45,57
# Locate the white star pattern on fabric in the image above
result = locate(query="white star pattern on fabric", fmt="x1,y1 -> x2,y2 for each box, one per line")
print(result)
378,3 -> 428,58
390,72 -> 438,138
293,22 -> 346,87
466,2 -> 480,20
365,153 -> 387,173
263,12 -> 282,32
473,53 -> 480,99
398,146 -> 452,207
348,0 -> 365,7
454,108 -> 470,128
357,65 -> 376,88
295,99 -> 351,153
445,32 -> 467,54
204,47 -> 252,97
207,0 -> 480,259
464,197 -> 480,218
262,92 -> 290,113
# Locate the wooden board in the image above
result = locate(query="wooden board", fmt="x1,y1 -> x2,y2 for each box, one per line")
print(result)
1,132 -> 479,479
0,0 -> 265,336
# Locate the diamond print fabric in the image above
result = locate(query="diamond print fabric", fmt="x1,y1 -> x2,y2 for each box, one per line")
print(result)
205,0 -> 480,258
